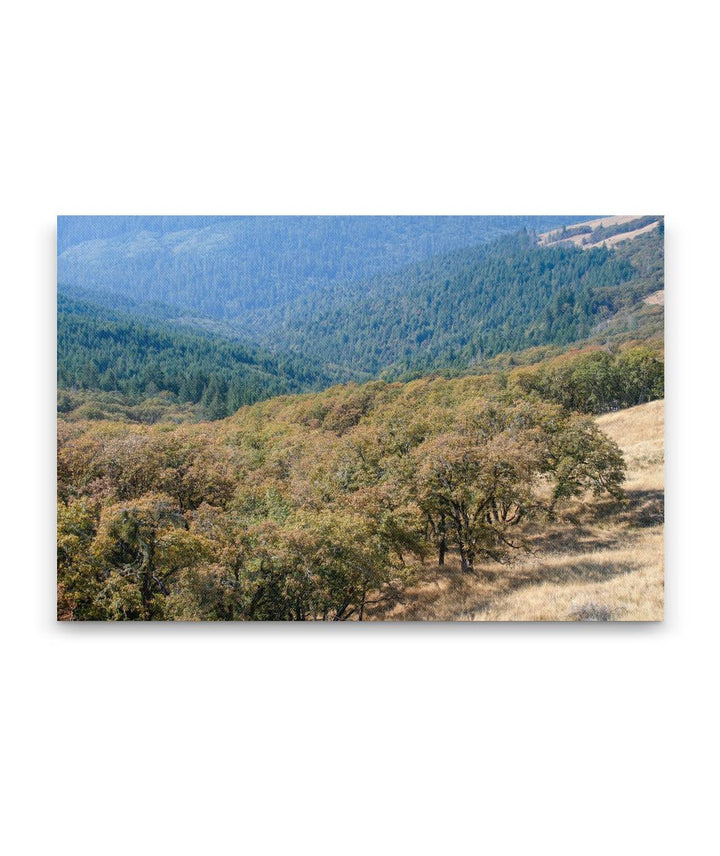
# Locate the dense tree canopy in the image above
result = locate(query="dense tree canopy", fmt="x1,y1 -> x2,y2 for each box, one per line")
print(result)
510,347 -> 664,413
250,230 -> 650,377
58,296 -> 331,419
58,378 -> 627,620
58,227 -> 664,417
58,215 -> 593,313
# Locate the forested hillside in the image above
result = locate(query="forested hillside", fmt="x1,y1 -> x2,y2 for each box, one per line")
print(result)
58,215 -> 592,315
57,216 -> 237,254
58,295 -> 331,419
58,217 -> 663,418
243,228 -> 663,378
58,348 -> 665,621
57,215 -> 664,621
59,373 -> 632,620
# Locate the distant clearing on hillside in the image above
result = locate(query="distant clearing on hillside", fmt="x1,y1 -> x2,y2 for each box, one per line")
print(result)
539,215 -> 661,250
644,289 -> 665,306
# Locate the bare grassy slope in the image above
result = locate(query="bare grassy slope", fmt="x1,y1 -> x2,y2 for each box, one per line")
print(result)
539,215 -> 636,245
369,400 -> 664,622
644,290 -> 665,306
538,215 -> 660,249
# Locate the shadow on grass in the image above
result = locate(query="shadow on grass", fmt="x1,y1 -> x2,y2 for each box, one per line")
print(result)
587,488 -> 664,528
372,550 -> 641,621
623,488 -> 664,527
368,486 -> 664,620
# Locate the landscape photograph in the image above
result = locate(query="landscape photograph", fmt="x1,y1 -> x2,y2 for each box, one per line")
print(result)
57,214 -> 665,621
15,3 -> 716,853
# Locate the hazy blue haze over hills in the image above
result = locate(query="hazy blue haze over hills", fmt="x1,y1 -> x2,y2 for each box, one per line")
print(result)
56,215 -> 663,417
57,216 -> 237,254
57,215 -> 596,315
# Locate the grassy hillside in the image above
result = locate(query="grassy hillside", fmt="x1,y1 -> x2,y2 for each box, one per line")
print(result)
539,215 -> 662,249
369,400 -> 664,621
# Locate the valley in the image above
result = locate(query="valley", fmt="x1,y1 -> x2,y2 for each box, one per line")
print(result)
57,215 -> 664,420
57,215 -> 665,621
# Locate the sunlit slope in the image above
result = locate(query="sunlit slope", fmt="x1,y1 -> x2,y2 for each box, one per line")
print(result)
479,400 -> 664,621
370,400 -> 664,621
539,215 -> 662,249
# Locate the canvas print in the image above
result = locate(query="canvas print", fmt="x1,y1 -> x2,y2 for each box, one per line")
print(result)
57,216 -> 664,621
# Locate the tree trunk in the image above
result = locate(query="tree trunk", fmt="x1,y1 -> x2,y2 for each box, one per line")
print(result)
460,547 -> 474,574
140,537 -> 156,618
438,514 -> 446,566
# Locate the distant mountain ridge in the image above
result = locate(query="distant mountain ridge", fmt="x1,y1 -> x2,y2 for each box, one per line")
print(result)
58,215 -> 596,316
237,228 -> 663,379
57,216 -> 237,254
57,215 -> 662,419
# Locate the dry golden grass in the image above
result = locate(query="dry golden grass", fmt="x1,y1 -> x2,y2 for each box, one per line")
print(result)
538,215 -> 638,244
644,289 -> 665,306
596,398 -> 664,492
591,220 -> 659,248
474,529 -> 663,622
368,400 -> 664,622
538,216 -> 660,250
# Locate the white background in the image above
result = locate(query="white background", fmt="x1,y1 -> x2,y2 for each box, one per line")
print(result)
2,1 -> 718,854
